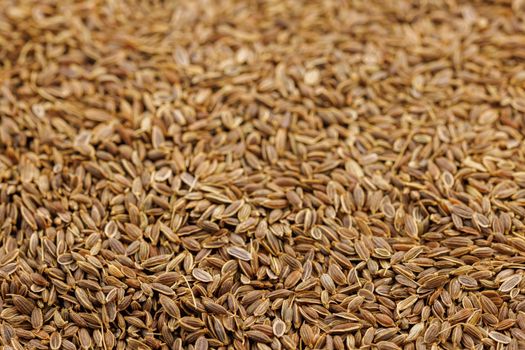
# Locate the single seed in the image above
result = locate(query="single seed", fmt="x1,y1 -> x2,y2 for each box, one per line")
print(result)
192,268 -> 213,282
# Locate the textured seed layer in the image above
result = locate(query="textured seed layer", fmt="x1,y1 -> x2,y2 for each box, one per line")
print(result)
1,0 -> 525,350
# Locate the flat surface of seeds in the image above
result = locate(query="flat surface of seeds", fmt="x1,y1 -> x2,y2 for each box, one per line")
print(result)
1,0 -> 525,349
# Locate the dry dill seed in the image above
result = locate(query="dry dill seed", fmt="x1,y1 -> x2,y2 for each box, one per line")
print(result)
1,0 -> 525,349
226,246 -> 252,261
192,268 -> 214,283
489,331 -> 512,344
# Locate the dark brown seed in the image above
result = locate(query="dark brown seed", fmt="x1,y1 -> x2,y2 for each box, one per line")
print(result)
12,295 -> 35,315
31,308 -> 43,329
159,295 -> 180,318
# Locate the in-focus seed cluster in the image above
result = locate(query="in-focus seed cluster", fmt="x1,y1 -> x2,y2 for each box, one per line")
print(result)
1,0 -> 525,349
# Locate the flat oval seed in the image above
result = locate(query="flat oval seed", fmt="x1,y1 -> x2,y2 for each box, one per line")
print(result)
489,331 -> 511,344
226,246 -> 252,261
192,268 -> 213,282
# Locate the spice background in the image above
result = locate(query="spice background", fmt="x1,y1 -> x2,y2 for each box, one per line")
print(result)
1,0 -> 525,349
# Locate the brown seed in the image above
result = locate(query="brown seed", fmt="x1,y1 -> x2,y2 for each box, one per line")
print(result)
273,318 -> 286,337
78,328 -> 91,349
195,336 -> 208,350
489,331 -> 511,344
12,295 -> 35,315
192,268 -> 213,283
422,275 -> 449,289
320,274 -> 336,293
480,295 -> 498,315
159,295 -> 181,318
499,275 -> 522,292
376,341 -> 401,350
226,246 -> 252,261
406,322 -> 424,342
246,330 -> 272,343
75,288 -> 94,310
376,313 -> 395,327
50,332 -> 62,350
62,340 -> 77,350
30,308 -> 43,329
449,309 -> 474,324
397,295 -> 418,313
404,215 -> 418,238
424,321 -> 440,343
458,275 -> 478,288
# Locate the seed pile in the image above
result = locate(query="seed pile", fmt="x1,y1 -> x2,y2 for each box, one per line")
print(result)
1,0 -> 525,349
